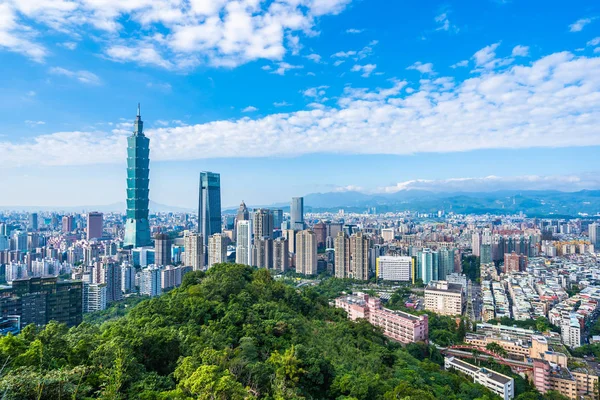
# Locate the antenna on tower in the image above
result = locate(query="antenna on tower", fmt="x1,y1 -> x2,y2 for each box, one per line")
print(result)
137,103 -> 141,117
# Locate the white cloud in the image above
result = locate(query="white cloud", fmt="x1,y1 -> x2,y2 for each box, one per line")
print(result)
146,82 -> 172,92
569,17 -> 595,32
49,67 -> 101,85
24,120 -> 45,127
1,0 -> 352,68
346,28 -> 363,34
451,60 -> 469,68
302,85 -> 329,98
271,62 -> 303,75
511,45 -> 529,57
588,37 -> 600,47
242,106 -> 258,112
473,42 -> 501,66
273,101 -> 291,107
306,53 -> 322,63
376,173 -> 600,193
434,12 -> 458,33
332,50 -> 357,58
407,61 -> 434,74
59,41 -> 77,50
351,63 -> 376,77
3,51 -> 600,167
0,3 -> 48,62
333,60 -> 345,67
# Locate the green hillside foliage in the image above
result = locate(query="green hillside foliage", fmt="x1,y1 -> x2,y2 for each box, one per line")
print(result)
0,264 -> 547,399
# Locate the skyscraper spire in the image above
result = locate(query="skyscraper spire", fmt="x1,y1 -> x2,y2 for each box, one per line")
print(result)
124,105 -> 151,248
134,103 -> 144,135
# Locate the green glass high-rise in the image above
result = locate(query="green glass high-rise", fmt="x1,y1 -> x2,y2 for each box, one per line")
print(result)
124,104 -> 152,248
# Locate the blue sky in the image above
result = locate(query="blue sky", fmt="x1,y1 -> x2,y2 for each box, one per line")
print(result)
0,0 -> 599,208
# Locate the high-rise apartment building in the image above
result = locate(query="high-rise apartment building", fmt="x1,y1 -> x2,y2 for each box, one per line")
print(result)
62,215 -> 74,233
418,248 -> 438,284
504,252 -> 528,273
253,209 -> 274,239
282,229 -> 296,253
334,232 -> 350,278
253,237 -> 273,269
87,212 -> 103,240
273,237 -> 289,272
102,260 -> 122,303
154,233 -> 172,266
236,220 -> 252,266
350,232 -> 370,281
83,283 -> 107,313
271,209 -> 283,230
208,233 -> 227,268
234,201 -> 250,238
438,248 -> 455,281
28,213 -> 38,231
291,197 -> 304,231
198,172 -> 222,247
140,267 -> 161,297
121,264 -> 136,293
295,230 -> 317,275
589,223 -> 600,248
124,104 -> 152,248
184,232 -> 204,271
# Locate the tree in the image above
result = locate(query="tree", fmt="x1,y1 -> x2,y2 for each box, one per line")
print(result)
486,342 -> 507,357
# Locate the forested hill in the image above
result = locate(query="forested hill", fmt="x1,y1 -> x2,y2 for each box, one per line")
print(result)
0,264 -> 506,399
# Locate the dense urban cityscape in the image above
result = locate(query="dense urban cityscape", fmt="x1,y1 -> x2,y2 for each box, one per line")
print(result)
0,107 -> 599,399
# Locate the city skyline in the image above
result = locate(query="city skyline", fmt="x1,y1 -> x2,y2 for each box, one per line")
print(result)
0,0 -> 599,207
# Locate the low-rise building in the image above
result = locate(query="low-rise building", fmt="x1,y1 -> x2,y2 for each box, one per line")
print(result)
424,280 -> 465,316
335,293 -> 428,344
445,357 -> 514,400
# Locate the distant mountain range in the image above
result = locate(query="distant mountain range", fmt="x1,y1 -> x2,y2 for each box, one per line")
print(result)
294,189 -> 600,216
3,190 -> 599,217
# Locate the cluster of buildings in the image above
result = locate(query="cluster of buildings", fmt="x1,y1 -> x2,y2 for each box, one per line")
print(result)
335,292 -> 428,344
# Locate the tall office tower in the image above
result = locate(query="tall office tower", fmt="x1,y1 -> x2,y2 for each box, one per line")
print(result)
121,264 -> 136,293
198,172 -> 222,247
472,232 -> 481,256
154,233 -> 172,266
273,237 -> 289,272
208,233 -> 227,268
589,223 -> 600,247
0,223 -> 7,236
271,209 -> 283,230
253,209 -> 274,239
102,260 -> 123,303
253,237 -> 273,269
438,248 -> 455,281
87,212 -> 103,240
184,232 -> 204,271
350,232 -> 370,281
290,197 -> 304,231
234,200 -> 250,238
417,248 -> 438,284
62,215 -> 74,233
124,104 -> 152,248
236,201 -> 250,222
236,220 -> 253,266
334,232 -> 350,278
295,230 -> 316,275
28,213 -> 38,231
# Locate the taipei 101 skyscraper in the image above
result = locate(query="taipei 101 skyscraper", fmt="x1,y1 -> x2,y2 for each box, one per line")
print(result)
124,104 -> 152,248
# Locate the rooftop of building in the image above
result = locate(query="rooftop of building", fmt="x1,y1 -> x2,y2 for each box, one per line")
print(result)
480,368 -> 512,385
448,357 -> 479,373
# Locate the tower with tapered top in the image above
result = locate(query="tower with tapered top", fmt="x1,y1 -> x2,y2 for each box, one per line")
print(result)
124,104 -> 152,248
